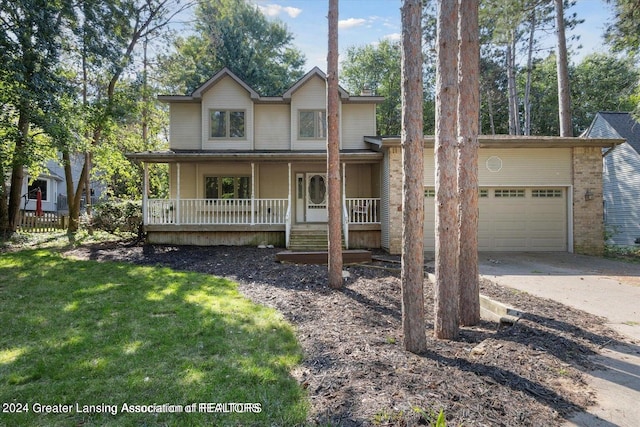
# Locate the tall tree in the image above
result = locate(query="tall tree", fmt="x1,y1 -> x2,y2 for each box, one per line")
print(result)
63,0 -> 184,234
400,0 -> 427,353
457,0 -> 480,326
327,0 -> 342,289
554,0 -> 572,136
0,0 -> 73,234
434,0 -> 459,340
159,0 -> 306,96
342,40 -> 402,136
604,0 -> 640,58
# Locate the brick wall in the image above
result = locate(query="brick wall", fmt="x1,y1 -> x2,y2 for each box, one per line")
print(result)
387,146 -> 403,254
572,146 -> 605,255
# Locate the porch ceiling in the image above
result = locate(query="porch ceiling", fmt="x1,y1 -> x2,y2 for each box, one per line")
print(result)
126,149 -> 383,164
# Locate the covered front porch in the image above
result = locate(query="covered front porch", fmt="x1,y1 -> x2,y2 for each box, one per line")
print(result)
131,150 -> 383,249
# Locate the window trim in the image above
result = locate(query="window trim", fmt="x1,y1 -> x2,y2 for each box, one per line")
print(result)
208,109 -> 246,140
298,109 -> 327,140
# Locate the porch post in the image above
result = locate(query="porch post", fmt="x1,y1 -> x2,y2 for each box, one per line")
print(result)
176,162 -> 181,225
143,162 -> 148,225
251,162 -> 255,225
286,162 -> 292,248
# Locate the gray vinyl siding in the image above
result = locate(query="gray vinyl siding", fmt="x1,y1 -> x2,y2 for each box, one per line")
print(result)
587,113 -> 640,245
603,143 -> 640,245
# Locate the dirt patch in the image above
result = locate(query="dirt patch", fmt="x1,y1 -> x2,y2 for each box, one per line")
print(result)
64,242 -> 630,426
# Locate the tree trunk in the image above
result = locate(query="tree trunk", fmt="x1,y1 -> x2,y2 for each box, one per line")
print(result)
434,0 -> 460,340
524,10 -> 536,136
400,0 -> 427,353
506,35 -> 520,135
327,0 -> 343,289
555,0 -> 572,137
457,0 -> 480,327
63,150 -> 83,234
7,109 -> 31,232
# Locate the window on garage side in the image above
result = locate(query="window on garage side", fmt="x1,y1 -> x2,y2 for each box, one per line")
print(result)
494,189 -> 525,198
532,189 -> 563,198
205,176 -> 251,199
210,110 -> 245,139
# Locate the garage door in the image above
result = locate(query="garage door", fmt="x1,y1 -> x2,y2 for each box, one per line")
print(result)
424,187 -> 567,251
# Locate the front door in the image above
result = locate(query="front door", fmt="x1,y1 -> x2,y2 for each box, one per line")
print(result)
306,173 -> 327,222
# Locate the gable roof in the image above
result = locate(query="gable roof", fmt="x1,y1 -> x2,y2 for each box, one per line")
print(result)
158,66 -> 384,105
585,112 -> 640,154
282,66 -> 349,99
191,67 -> 260,100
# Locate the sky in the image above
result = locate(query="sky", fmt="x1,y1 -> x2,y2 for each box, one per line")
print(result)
249,0 -> 616,71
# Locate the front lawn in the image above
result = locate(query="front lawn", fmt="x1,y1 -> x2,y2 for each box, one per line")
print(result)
0,249 -> 307,426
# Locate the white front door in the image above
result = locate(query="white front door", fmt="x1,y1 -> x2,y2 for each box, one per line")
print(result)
306,173 -> 327,222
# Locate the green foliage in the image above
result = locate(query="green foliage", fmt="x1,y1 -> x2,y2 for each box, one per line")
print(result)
0,249 -> 308,426
572,53 -> 639,134
92,200 -> 142,234
158,0 -> 306,96
342,40 -> 403,136
605,0 -> 640,57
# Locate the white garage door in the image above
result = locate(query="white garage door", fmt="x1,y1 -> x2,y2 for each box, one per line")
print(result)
424,187 -> 567,251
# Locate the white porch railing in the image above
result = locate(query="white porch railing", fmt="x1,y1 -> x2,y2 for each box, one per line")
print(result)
346,198 -> 380,224
146,198 -> 288,225
146,198 -> 379,226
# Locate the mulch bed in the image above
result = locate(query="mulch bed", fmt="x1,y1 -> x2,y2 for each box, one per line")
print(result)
63,242 -> 630,426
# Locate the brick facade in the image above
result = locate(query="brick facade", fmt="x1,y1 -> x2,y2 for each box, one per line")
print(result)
572,146 -> 605,256
387,146 -> 403,255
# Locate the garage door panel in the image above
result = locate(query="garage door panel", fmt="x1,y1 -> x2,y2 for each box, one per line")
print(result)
424,187 -> 567,251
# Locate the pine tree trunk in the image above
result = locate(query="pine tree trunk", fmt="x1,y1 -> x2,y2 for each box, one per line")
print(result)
524,10 -> 536,136
555,0 -> 572,137
327,0 -> 343,289
457,0 -> 480,327
400,0 -> 427,353
434,0 -> 459,340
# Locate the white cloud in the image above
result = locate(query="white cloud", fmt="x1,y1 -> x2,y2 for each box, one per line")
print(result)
339,18 -> 367,30
383,33 -> 401,42
257,4 -> 302,18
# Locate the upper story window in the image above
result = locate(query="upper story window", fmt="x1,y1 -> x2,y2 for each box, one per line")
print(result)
299,110 -> 326,139
210,110 -> 245,139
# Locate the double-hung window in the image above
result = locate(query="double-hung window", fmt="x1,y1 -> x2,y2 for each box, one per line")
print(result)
299,110 -> 326,139
210,110 -> 245,139
205,177 -> 250,199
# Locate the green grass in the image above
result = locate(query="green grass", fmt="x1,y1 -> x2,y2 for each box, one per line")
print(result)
0,249 -> 307,426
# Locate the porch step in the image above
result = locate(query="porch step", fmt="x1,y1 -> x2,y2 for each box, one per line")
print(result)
288,228 -> 345,251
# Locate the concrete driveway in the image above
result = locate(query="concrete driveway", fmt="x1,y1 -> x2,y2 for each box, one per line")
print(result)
477,252 -> 640,427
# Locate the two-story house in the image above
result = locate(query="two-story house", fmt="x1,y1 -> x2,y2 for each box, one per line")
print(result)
128,67 -> 620,256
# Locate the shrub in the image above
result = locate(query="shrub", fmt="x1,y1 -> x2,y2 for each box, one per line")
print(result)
92,200 -> 142,234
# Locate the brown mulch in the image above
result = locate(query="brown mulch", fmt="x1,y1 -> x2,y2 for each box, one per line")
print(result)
63,241 -> 630,426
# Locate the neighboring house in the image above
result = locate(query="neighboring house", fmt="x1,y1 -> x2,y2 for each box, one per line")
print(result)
584,111 -> 640,246
18,155 -> 103,214
127,67 -> 620,255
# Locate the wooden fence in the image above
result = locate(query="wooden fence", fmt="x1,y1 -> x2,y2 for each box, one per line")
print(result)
19,212 -> 68,233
